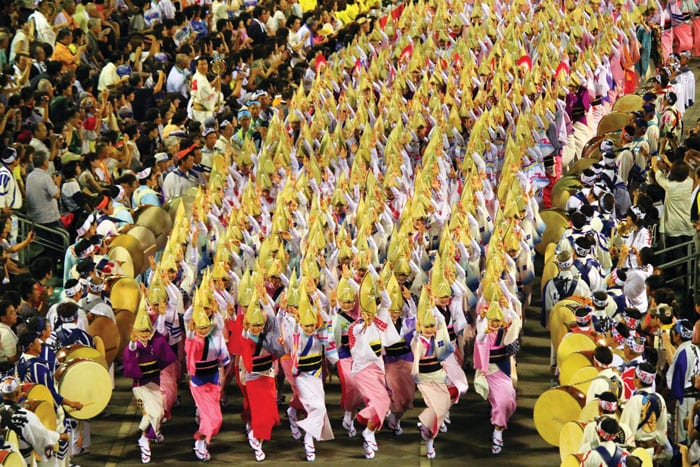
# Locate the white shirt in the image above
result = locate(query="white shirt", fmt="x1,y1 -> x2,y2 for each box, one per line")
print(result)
29,11 -> 56,47
98,62 -> 120,92
0,322 -> 17,362
167,66 -> 190,98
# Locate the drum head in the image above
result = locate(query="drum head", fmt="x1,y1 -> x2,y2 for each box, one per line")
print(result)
550,301 -> 578,355
64,345 -> 107,369
21,383 -> 54,406
541,260 -> 560,295
570,366 -> 600,394
110,278 -> 141,313
88,317 -> 120,367
597,112 -> 629,135
579,399 -> 600,422
135,206 -> 172,250
557,333 -> 596,368
630,447 -> 653,467
108,246 -> 136,279
534,386 -> 585,446
613,94 -> 643,113
559,421 -> 586,461
23,399 -> 56,431
537,209 -> 569,255
0,449 -> 23,467
561,453 -> 584,467
57,359 -> 112,420
559,353 -> 593,386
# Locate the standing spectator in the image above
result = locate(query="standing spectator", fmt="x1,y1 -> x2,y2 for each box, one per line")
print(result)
28,0 -> 57,47
247,6 -> 270,45
25,151 -> 64,259
652,158 -> 694,277
0,147 -> 22,214
0,300 -> 18,363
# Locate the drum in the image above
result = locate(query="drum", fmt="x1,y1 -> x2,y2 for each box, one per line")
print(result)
115,309 -> 135,359
630,447 -> 653,467
541,257 -> 559,295
88,317 -> 121,367
613,94 -> 643,113
22,399 -> 56,431
56,344 -> 107,370
597,112 -> 628,135
570,366 -> 600,394
0,449 -> 23,467
0,430 -> 18,452
536,208 -> 569,255
135,206 -> 172,250
110,278 -> 141,313
55,359 -> 112,420
107,246 -> 134,278
20,383 -> 53,406
559,420 -> 588,461
559,353 -> 592,386
579,399 -> 600,422
551,175 -> 582,210
560,453 -> 583,467
534,386 -> 586,446
124,225 -> 158,261
550,299 -> 580,357
557,333 -> 596,368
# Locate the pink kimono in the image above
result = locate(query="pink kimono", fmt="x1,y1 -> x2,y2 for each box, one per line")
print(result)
473,328 -> 517,429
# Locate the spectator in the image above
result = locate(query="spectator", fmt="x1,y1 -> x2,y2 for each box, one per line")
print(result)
0,300 -> 18,363
25,151 -> 64,258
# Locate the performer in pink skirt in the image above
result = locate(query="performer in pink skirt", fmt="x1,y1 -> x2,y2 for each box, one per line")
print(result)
332,275 -> 365,437
348,274 -> 400,459
474,301 -> 521,455
383,272 -> 416,435
185,303 -> 230,461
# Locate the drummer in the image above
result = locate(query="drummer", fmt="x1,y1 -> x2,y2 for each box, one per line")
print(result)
16,332 -> 83,464
46,279 -> 89,332
578,392 -> 633,454
49,302 -> 95,348
0,376 -> 68,466
579,416 -> 631,466
586,346 -> 625,404
79,277 -> 116,322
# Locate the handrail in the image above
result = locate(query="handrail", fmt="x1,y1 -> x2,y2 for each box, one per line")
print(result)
13,212 -> 70,265
655,239 -> 697,294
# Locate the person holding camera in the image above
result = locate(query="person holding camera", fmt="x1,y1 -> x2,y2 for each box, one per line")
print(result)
25,151 -> 65,261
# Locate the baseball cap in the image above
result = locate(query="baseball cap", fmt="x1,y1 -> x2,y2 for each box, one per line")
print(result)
154,152 -> 169,163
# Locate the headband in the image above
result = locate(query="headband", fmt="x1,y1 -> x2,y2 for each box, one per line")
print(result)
64,283 -> 81,297
626,335 -> 645,353
636,366 -> 656,385
0,377 -> 18,395
598,399 -> 617,413
595,419 -> 617,441
88,281 -> 105,293
675,320 -> 693,340
76,213 -> 95,237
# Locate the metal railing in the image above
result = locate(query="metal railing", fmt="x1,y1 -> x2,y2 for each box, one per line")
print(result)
14,212 -> 70,266
655,238 -> 699,300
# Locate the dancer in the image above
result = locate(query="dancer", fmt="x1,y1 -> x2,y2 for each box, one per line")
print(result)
348,273 -> 399,459
281,284 -> 337,461
411,288 -> 453,459
474,301 -> 521,455
331,274 -> 364,437
185,300 -> 230,461
122,302 -> 177,464
383,271 -> 416,435
240,290 -> 283,461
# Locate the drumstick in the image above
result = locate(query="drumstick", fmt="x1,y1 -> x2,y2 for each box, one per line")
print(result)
64,401 -> 95,411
